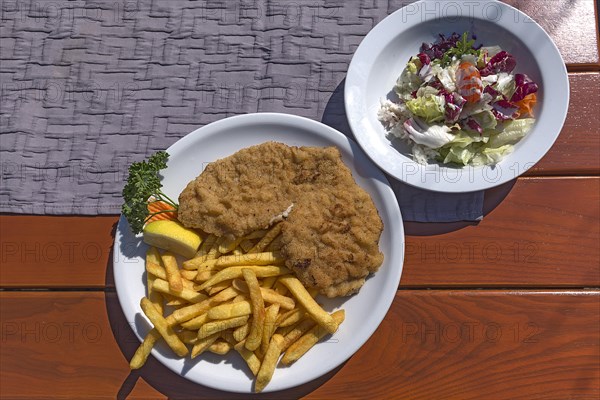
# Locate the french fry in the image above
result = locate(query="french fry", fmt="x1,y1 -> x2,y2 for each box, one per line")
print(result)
180,313 -> 209,330
182,254 -> 209,270
208,236 -> 225,259
169,299 -> 213,325
265,235 -> 283,252
129,329 -> 161,369
197,315 -> 249,339
233,322 -> 250,342
194,269 -> 216,283
180,269 -> 197,281
280,317 -> 316,351
233,279 -> 295,310
170,286 -> 239,325
233,294 -> 247,303
276,307 -> 305,327
191,332 -> 220,359
207,279 -> 233,296
248,224 -> 282,253
146,248 -> 164,315
254,346 -> 266,361
273,281 -> 288,296
161,251 -> 183,292
140,298 -> 188,357
221,330 -> 237,345
234,340 -> 261,376
195,234 -> 217,257
210,286 -> 240,302
281,310 -> 345,365
208,340 -> 233,355
180,330 -> 199,345
239,239 -> 255,253
214,251 -> 284,268
261,303 -> 280,355
276,322 -> 299,338
255,334 -> 284,392
184,257 -> 218,272
146,247 -> 163,267
244,229 -> 268,240
208,301 -> 252,320
146,261 -> 167,280
198,265 -> 290,291
218,236 -> 244,254
130,311 -> 179,369
163,293 -> 188,307
152,279 -> 207,303
181,278 -> 196,291
243,269 -> 265,351
146,268 -> 194,292
261,276 -> 277,289
278,276 -> 336,333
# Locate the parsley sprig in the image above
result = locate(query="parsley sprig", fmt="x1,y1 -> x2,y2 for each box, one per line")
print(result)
121,151 -> 178,234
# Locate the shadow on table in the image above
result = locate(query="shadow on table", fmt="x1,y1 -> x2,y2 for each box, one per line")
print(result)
402,179 -> 518,235
321,79 -> 518,236
104,242 -> 344,399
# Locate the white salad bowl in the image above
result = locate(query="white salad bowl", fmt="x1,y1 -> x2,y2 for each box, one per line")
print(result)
345,0 -> 569,192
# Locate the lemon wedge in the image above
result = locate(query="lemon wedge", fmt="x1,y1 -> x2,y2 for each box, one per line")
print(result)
143,220 -> 202,259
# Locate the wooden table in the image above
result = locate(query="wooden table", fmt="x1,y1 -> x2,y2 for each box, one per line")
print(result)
1,1 -> 599,399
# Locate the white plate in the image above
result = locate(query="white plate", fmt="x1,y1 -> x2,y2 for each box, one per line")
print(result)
345,0 -> 569,192
113,113 -> 404,393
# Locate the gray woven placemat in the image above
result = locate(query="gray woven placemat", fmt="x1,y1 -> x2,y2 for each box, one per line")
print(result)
0,0 -> 483,221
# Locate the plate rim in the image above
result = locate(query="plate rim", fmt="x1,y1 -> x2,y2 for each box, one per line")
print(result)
113,112 -> 405,393
344,0 -> 570,193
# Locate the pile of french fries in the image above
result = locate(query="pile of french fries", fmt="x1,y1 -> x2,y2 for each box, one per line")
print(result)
130,223 -> 345,392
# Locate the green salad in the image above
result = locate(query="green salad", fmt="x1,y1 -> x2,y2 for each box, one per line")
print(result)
378,32 -> 539,166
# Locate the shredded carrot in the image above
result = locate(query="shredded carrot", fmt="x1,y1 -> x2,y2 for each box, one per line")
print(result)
146,200 -> 177,223
515,93 -> 537,117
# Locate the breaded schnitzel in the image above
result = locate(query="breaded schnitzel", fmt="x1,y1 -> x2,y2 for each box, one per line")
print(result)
177,142 -> 383,297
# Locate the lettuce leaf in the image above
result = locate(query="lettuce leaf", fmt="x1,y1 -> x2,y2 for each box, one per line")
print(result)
471,145 -> 514,165
406,94 -> 445,124
446,130 -> 489,148
403,117 -> 455,148
471,110 -> 498,130
395,57 -> 422,100
495,72 -> 516,99
440,144 -> 482,165
487,118 -> 535,147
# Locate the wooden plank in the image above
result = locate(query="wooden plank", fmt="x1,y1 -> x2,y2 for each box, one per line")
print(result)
0,215 -> 117,287
528,73 -> 600,175
2,178 -> 598,289
503,0 -> 600,67
402,177 -> 600,287
0,179 -> 597,289
306,290 -> 600,400
0,291 -> 597,399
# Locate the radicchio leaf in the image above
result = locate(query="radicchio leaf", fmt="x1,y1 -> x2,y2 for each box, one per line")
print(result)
480,51 -> 517,77
420,33 -> 462,60
511,73 -> 539,102
418,52 -> 431,66
442,91 -> 467,123
492,99 -> 519,121
483,85 -> 501,99
465,118 -> 483,135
